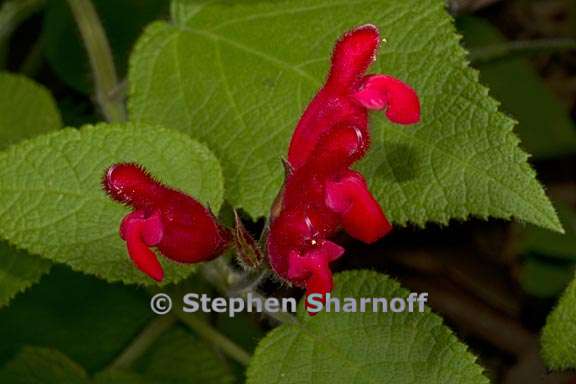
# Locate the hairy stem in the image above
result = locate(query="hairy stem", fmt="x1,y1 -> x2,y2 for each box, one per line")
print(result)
448,0 -> 503,15
177,313 -> 251,366
202,258 -> 298,324
106,315 -> 176,371
66,0 -> 126,122
469,38 -> 576,64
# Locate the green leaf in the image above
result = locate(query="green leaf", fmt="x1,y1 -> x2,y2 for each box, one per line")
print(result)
519,257 -> 574,298
0,73 -> 61,307
457,17 -> 576,159
541,273 -> 576,370
169,0 -> 209,25
0,266 -> 153,372
0,329 -> 235,383
135,329 -> 235,384
520,202 -> 576,261
0,72 -> 62,150
93,370 -> 149,384
43,0 -> 168,94
129,0 -> 560,231
0,123 -> 224,285
0,347 -> 87,384
246,270 -> 488,384
0,241 -> 50,308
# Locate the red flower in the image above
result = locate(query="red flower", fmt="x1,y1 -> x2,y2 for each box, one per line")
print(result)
267,24 -> 420,299
103,163 -> 229,281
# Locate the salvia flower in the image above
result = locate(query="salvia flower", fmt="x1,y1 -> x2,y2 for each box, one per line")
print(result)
267,24 -> 421,299
103,163 -> 230,281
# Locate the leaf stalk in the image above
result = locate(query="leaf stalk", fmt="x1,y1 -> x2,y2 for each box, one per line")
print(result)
177,313 -> 252,366
66,0 -> 126,122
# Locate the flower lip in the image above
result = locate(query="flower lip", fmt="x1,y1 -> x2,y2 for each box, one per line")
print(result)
353,74 -> 421,125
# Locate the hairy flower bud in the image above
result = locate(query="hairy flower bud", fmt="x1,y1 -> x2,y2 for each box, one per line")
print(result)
103,163 -> 229,281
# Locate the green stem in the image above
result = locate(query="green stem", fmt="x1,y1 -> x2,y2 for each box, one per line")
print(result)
106,315 -> 176,371
66,0 -> 126,122
19,35 -> 44,76
0,0 -> 44,68
469,38 -> 576,64
177,313 -> 251,366
202,259 -> 298,325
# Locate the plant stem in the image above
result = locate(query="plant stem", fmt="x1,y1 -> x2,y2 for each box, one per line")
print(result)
202,259 -> 299,325
20,35 -> 44,76
177,313 -> 251,366
0,0 -> 44,68
66,0 -> 126,122
448,0 -> 503,15
469,38 -> 576,64
106,315 -> 176,371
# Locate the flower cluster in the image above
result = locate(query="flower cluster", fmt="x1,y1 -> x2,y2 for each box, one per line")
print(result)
102,25 -> 420,297
266,25 -> 420,297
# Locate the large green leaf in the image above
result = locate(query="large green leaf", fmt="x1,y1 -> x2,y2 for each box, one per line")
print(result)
0,73 -> 61,307
0,329 -> 235,383
129,0 -> 560,231
246,270 -> 488,384
0,241 -> 50,308
541,274 -> 576,370
134,329 -> 235,384
0,73 -> 61,147
0,266 -> 152,372
520,202 -> 576,261
94,371 -> 149,384
457,17 -> 576,159
519,256 -> 574,298
0,347 -> 87,384
0,123 -> 224,285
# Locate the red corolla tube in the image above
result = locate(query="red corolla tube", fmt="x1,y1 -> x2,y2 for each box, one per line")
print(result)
267,24 -> 421,301
103,163 -> 229,281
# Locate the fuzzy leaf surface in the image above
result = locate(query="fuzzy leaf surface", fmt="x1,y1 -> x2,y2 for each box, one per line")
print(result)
0,73 -> 60,307
0,123 -> 224,284
247,270 -> 488,384
542,274 -> 576,370
129,0 -> 560,231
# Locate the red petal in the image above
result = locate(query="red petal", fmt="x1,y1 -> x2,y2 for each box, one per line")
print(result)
103,163 -> 160,207
327,24 -> 380,91
120,211 -> 163,245
121,214 -> 164,281
305,123 -> 367,175
287,241 -> 344,293
325,171 -> 392,243
353,74 -> 421,125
